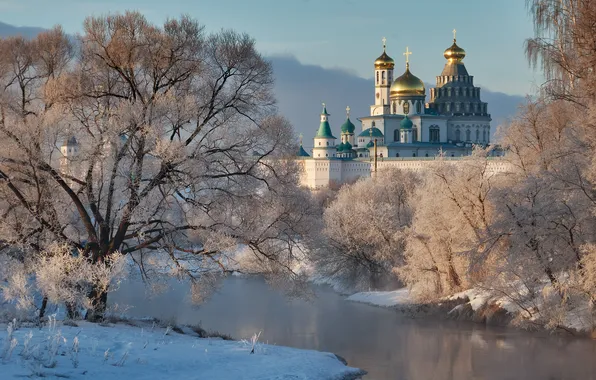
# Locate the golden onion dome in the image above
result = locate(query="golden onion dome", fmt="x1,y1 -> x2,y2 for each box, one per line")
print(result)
374,50 -> 395,69
390,63 -> 425,97
444,39 -> 466,62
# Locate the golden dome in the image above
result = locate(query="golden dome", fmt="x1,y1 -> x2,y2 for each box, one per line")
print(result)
444,39 -> 466,62
375,50 -> 395,69
390,63 -> 425,97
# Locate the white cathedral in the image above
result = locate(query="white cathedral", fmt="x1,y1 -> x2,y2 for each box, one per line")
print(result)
298,34 -> 507,189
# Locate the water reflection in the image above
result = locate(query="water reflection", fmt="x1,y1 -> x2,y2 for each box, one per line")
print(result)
111,277 -> 596,380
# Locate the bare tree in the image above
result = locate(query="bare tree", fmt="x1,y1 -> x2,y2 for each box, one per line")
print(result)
0,12 -> 316,320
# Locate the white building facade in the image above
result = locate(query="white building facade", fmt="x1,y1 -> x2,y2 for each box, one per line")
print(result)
297,35 -> 508,189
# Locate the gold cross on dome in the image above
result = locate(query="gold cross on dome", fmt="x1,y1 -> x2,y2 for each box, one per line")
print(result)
346,106 -> 350,117
382,37 -> 387,50
299,133 -> 303,145
322,102 -> 326,108
453,28 -> 457,40
403,46 -> 412,63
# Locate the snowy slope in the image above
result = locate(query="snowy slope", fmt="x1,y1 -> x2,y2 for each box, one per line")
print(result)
0,321 -> 365,380
346,289 -> 411,307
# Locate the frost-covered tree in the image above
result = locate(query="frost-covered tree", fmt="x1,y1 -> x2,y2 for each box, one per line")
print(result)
479,97 -> 596,325
0,12 -> 316,320
311,168 -> 417,291
526,0 -> 596,104
397,150 -> 499,299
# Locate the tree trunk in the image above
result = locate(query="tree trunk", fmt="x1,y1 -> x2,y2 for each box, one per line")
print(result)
66,301 -> 79,320
85,284 -> 109,322
434,270 -> 443,295
447,255 -> 462,291
38,296 -> 48,322
84,243 -> 111,321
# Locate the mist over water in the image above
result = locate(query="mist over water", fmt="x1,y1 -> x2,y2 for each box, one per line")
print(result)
112,277 -> 596,380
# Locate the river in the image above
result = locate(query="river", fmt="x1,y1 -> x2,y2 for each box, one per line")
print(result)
111,276 -> 596,380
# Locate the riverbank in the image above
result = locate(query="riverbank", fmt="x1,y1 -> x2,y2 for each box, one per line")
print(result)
106,276 -> 596,379
347,288 -> 594,337
0,319 -> 365,379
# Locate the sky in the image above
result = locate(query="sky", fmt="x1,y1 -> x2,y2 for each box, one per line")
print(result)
0,0 -> 539,96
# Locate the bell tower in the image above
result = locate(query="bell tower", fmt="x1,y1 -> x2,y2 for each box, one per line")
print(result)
371,37 -> 394,116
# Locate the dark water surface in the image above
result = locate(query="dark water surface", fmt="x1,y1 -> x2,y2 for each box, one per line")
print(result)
112,277 -> 596,380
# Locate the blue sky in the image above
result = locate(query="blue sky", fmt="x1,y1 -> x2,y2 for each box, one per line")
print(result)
0,0 -> 538,95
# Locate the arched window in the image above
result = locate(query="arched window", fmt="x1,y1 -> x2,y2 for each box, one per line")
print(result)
413,128 -> 418,142
327,141 -> 329,146
466,129 -> 471,141
392,102 -> 396,114
476,129 -> 479,141
382,71 -> 385,84
416,101 -> 421,114
372,121 -> 376,127
455,129 -> 461,142
425,153 -> 429,157
430,126 -> 440,143
412,153 -> 416,157
396,153 -> 400,157
318,142 -> 321,146
376,72 -> 379,84
394,129 -> 399,142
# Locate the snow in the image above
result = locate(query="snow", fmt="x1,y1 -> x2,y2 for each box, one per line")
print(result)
449,289 -> 490,311
0,320 -> 365,380
346,288 -> 411,307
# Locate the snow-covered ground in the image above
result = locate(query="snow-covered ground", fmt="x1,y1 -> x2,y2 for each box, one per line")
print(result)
0,320 -> 365,379
347,287 -> 520,313
346,288 -> 411,307
347,286 -> 595,333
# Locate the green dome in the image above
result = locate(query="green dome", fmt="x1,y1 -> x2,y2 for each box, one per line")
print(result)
316,120 -> 336,139
341,118 -> 356,134
358,127 -> 384,138
315,105 -> 336,139
298,144 -> 310,157
400,115 -> 413,129
336,142 -> 345,152
344,142 -> 353,151
366,140 -> 374,148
